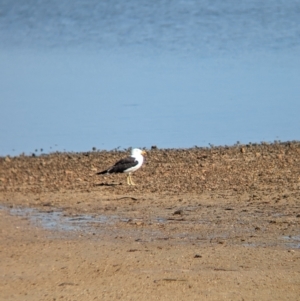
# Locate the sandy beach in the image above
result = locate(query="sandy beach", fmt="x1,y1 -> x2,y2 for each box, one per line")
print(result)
1,142 -> 299,300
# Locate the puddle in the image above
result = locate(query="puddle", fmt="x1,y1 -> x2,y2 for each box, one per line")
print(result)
1,204 -> 299,249
0,205 -> 118,232
241,236 -> 300,249
282,235 -> 300,249
0,204 -> 167,233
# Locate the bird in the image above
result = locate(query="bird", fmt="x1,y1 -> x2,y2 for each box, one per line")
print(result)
96,148 -> 146,185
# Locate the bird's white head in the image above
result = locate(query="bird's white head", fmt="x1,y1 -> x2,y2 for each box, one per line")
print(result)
131,148 -> 146,156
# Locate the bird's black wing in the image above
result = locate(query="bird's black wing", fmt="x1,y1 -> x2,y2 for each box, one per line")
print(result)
109,157 -> 138,173
97,156 -> 138,174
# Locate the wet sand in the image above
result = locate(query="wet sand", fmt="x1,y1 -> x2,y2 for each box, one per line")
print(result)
1,142 -> 300,300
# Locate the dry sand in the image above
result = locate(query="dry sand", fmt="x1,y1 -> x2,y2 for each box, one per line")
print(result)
0,142 -> 300,300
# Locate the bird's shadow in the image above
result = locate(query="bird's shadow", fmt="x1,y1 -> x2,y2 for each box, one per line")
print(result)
94,182 -> 123,187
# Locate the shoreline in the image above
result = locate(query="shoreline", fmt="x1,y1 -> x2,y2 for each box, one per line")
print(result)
1,140 -> 299,195
1,139 -> 299,159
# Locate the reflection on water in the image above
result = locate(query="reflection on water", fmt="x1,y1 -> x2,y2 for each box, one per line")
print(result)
0,0 -> 299,155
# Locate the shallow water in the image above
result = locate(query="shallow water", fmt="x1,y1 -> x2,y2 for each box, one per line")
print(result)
1,0 -> 299,155
0,204 -> 166,233
3,205 -> 115,232
1,204 -> 299,249
282,235 -> 300,249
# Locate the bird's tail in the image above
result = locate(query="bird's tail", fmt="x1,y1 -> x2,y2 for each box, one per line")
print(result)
96,170 -> 108,175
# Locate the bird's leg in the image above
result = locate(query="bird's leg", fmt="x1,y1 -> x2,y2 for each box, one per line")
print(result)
129,174 -> 135,185
126,174 -> 131,185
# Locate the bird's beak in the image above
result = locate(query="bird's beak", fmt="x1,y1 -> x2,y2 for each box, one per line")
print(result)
142,150 -> 147,155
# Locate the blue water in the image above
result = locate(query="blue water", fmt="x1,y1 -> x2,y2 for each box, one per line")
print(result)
1,0 -> 299,156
